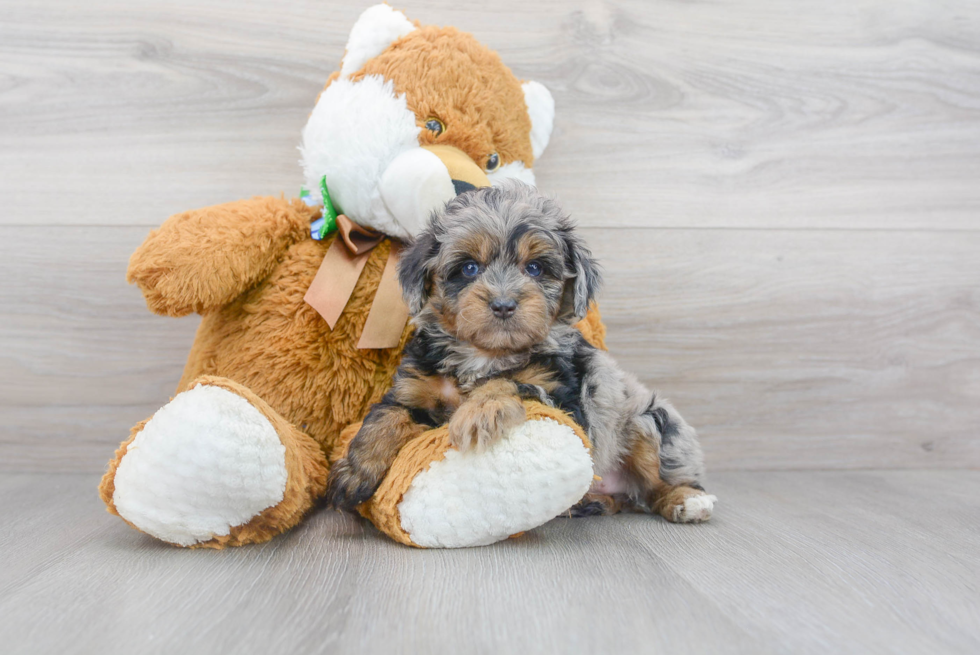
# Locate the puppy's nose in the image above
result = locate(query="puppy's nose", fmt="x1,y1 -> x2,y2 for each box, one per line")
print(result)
489,297 -> 518,319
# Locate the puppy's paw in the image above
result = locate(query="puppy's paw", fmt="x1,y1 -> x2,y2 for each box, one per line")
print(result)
325,457 -> 384,512
567,493 -> 623,518
448,394 -> 526,452
667,493 -> 717,523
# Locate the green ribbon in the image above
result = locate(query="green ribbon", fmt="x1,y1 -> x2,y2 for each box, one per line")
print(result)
318,176 -> 339,240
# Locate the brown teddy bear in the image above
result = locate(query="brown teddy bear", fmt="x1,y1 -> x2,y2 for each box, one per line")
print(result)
99,4 -> 606,549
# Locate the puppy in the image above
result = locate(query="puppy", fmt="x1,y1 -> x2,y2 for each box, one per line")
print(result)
326,182 -> 715,523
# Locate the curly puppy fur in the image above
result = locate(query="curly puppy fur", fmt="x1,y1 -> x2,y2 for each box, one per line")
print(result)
327,182 -> 714,522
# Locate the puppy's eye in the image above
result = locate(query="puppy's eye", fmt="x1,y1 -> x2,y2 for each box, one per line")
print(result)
425,118 -> 445,136
461,261 -> 480,278
525,261 -> 543,277
485,153 -> 500,171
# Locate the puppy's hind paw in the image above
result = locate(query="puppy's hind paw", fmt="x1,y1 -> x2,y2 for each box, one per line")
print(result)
669,493 -> 717,523
567,493 -> 623,518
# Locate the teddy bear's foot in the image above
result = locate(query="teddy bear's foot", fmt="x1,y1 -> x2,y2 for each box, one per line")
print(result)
99,376 -> 327,548
398,416 -> 594,547
343,403 -> 594,548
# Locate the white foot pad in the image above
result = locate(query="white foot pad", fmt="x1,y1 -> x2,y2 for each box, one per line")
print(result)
398,418 -> 594,548
671,493 -> 717,523
112,384 -> 288,546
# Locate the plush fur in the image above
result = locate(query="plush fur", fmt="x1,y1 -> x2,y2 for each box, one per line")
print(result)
334,402 -> 595,548
328,184 -> 715,522
99,6 -> 606,548
300,75 -> 424,237
100,376 -> 328,549
301,15 -> 555,239
339,3 -> 417,79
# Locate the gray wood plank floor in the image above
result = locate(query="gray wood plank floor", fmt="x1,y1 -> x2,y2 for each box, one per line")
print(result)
1,470 -> 977,655
3,0 -> 980,230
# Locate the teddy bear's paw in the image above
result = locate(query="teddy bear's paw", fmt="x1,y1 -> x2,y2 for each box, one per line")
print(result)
397,417 -> 594,548
110,384 -> 288,546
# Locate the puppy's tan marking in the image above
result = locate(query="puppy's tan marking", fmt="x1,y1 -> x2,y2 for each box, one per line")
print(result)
453,280 -> 552,351
453,280 -> 496,342
354,406 -> 422,476
515,232 -> 556,263
394,371 -> 461,412
431,289 -> 459,335
512,363 -> 559,393
625,438 -> 711,523
454,231 -> 498,266
448,378 -> 525,451
510,290 -> 551,345
327,404 -> 427,509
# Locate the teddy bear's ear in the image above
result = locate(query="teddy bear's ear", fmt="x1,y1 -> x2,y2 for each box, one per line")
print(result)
522,81 -> 555,161
340,4 -> 416,78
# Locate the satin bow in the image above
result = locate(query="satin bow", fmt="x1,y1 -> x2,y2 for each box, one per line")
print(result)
303,214 -> 409,349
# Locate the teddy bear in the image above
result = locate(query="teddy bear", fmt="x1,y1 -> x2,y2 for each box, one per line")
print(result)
99,4 -> 607,549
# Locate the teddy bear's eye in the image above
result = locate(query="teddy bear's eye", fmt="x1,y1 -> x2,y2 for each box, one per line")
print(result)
485,153 -> 500,171
425,118 -> 445,136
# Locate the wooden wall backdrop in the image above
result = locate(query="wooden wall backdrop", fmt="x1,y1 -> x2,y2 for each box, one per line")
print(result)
2,0 -> 979,472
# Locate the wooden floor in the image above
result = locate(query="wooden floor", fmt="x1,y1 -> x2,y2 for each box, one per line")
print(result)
1,470 -> 978,654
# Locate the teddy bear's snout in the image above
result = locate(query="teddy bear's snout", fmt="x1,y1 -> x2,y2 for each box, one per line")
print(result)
422,144 -> 491,192
379,145 -> 491,238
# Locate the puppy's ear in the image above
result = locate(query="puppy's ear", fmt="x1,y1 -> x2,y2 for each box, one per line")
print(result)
398,224 -> 441,315
557,229 -> 602,323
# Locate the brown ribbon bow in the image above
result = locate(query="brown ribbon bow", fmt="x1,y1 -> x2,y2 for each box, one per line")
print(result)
303,214 -> 409,349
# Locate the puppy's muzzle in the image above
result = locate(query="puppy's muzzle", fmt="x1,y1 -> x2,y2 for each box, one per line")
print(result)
489,297 -> 518,320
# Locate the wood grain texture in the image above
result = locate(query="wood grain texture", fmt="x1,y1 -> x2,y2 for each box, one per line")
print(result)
1,470 -> 977,654
596,228 -> 980,470
2,0 -> 980,229
2,225 -> 978,472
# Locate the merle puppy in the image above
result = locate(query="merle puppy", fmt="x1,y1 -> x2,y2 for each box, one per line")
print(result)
326,182 -> 715,523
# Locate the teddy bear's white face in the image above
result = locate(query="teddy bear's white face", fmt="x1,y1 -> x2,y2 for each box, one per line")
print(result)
299,4 -> 554,240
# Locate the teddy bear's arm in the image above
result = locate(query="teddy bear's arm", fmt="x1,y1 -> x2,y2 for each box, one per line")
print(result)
128,197 -> 317,316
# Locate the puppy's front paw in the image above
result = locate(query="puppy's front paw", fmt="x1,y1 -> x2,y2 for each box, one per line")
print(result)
325,457 -> 383,512
448,395 -> 526,452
